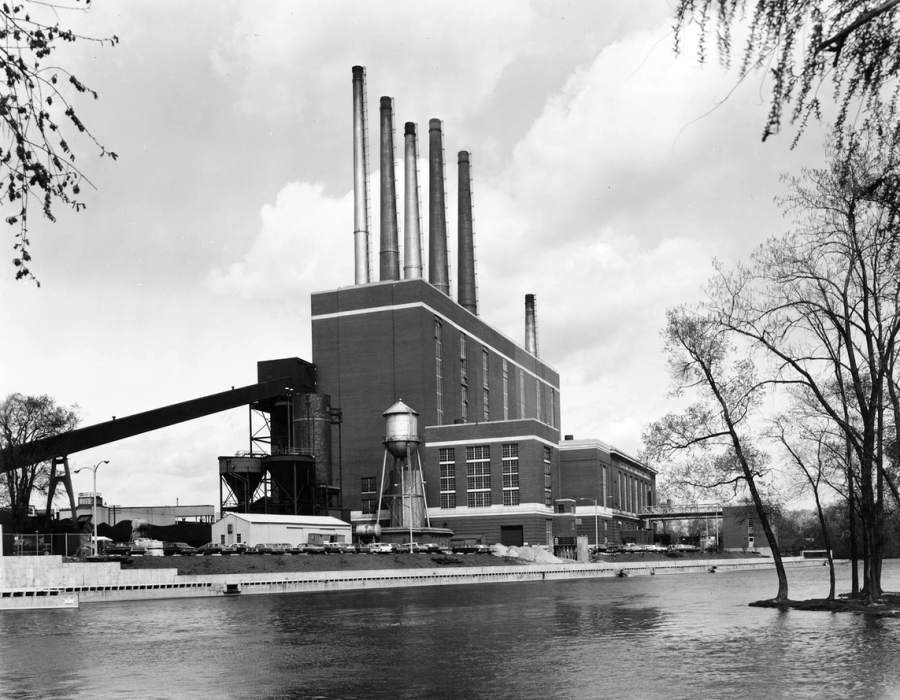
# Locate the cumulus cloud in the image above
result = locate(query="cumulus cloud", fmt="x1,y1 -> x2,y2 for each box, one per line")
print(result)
207,182 -> 353,301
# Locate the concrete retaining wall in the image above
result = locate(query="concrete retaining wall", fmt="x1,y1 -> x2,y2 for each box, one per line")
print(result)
1,556 -> 822,609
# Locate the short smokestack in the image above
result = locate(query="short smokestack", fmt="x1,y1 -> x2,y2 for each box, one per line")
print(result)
351,66 -> 370,285
428,118 -> 450,296
525,294 -> 538,356
379,97 -> 400,281
457,151 -> 477,314
403,122 -> 423,279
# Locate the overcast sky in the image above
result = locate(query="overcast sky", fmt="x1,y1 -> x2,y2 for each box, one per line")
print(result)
1,1 -> 831,510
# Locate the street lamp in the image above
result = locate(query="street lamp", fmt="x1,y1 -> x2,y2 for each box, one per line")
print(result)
578,497 -> 599,548
74,460 -> 109,557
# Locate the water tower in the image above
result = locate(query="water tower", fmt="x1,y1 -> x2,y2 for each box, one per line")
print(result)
378,400 -> 430,533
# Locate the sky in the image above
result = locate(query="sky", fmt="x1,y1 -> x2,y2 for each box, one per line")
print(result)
1,1 -> 833,511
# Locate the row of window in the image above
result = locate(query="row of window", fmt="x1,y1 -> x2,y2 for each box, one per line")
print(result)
359,444 -> 553,512
436,319 -> 556,427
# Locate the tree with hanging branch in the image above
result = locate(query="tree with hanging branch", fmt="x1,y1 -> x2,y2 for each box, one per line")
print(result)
0,0 -> 118,285
673,0 -> 900,143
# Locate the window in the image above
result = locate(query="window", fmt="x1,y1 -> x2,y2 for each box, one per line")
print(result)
435,319 -> 443,425
360,477 -> 377,514
440,448 -> 456,509
502,359 -> 509,420
466,445 -> 491,507
460,334 -> 468,421
482,349 -> 490,421
550,388 -> 556,428
237,534 -> 242,543
518,367 -> 525,419
502,443 -> 519,506
536,380 -> 543,422
544,446 -> 552,506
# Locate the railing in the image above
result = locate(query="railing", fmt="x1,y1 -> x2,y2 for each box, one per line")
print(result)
1,532 -> 87,557
641,503 -> 723,516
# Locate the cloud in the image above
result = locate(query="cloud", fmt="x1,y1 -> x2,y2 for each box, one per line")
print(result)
207,182 -> 353,301
209,2 -> 535,124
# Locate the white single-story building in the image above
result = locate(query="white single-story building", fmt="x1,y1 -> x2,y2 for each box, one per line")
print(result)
212,513 -> 352,547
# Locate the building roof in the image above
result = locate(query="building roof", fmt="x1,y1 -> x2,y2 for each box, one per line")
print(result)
221,513 -> 350,527
558,437 -> 656,474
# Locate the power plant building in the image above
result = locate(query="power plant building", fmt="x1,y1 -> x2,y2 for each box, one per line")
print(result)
311,278 -> 561,546
304,65 -> 654,548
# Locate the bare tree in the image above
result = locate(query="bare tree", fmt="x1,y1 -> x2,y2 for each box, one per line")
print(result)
704,118 -> 900,603
771,404 -> 844,600
643,307 -> 790,602
0,1 -> 118,285
0,392 -> 79,532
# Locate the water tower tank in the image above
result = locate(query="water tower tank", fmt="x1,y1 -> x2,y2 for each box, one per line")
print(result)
383,400 -> 419,459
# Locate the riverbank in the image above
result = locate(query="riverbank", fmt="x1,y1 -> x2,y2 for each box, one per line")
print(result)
120,547 -> 764,576
1,549 -> 824,610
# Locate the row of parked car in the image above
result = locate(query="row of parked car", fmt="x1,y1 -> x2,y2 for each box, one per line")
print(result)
591,542 -> 703,555
182,541 -> 472,556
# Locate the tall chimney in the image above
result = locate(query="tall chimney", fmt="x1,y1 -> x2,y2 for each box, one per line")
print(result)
525,294 -> 538,356
351,66 -> 370,285
403,122 -> 423,279
457,151 -> 477,314
428,118 -> 450,296
379,97 -> 400,281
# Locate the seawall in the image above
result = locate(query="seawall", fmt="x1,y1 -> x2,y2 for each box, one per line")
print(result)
0,555 -> 824,610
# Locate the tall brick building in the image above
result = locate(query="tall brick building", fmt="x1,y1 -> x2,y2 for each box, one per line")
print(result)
311,278 -> 561,546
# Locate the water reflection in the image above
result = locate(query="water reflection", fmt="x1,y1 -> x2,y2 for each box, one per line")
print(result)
1,562 -> 899,699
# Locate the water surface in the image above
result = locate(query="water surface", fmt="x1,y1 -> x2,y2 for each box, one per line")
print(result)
2,560 -> 898,699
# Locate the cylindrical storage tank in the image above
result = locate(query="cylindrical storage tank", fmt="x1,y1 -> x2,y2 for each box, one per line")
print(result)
219,456 -> 265,509
383,400 -> 419,459
293,393 -> 333,486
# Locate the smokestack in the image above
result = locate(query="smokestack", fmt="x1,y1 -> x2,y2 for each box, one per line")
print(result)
525,294 -> 538,356
403,122 -> 423,279
457,151 -> 477,314
428,118 -> 450,296
379,97 -> 400,280
351,66 -> 370,285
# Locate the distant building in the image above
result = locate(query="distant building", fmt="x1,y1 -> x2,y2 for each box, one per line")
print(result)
57,493 -> 215,527
722,506 -> 777,556
556,437 -> 657,546
212,513 -> 351,548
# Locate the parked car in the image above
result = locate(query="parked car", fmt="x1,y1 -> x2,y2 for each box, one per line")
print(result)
162,542 -> 196,556
196,543 -> 231,556
369,542 -> 394,554
253,543 -> 288,555
645,544 -> 667,553
226,543 -> 252,555
674,544 -> 700,552
418,543 -> 446,553
323,541 -> 346,554
295,543 -> 326,555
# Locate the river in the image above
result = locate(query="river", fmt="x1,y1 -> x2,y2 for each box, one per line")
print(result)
1,560 -> 898,700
